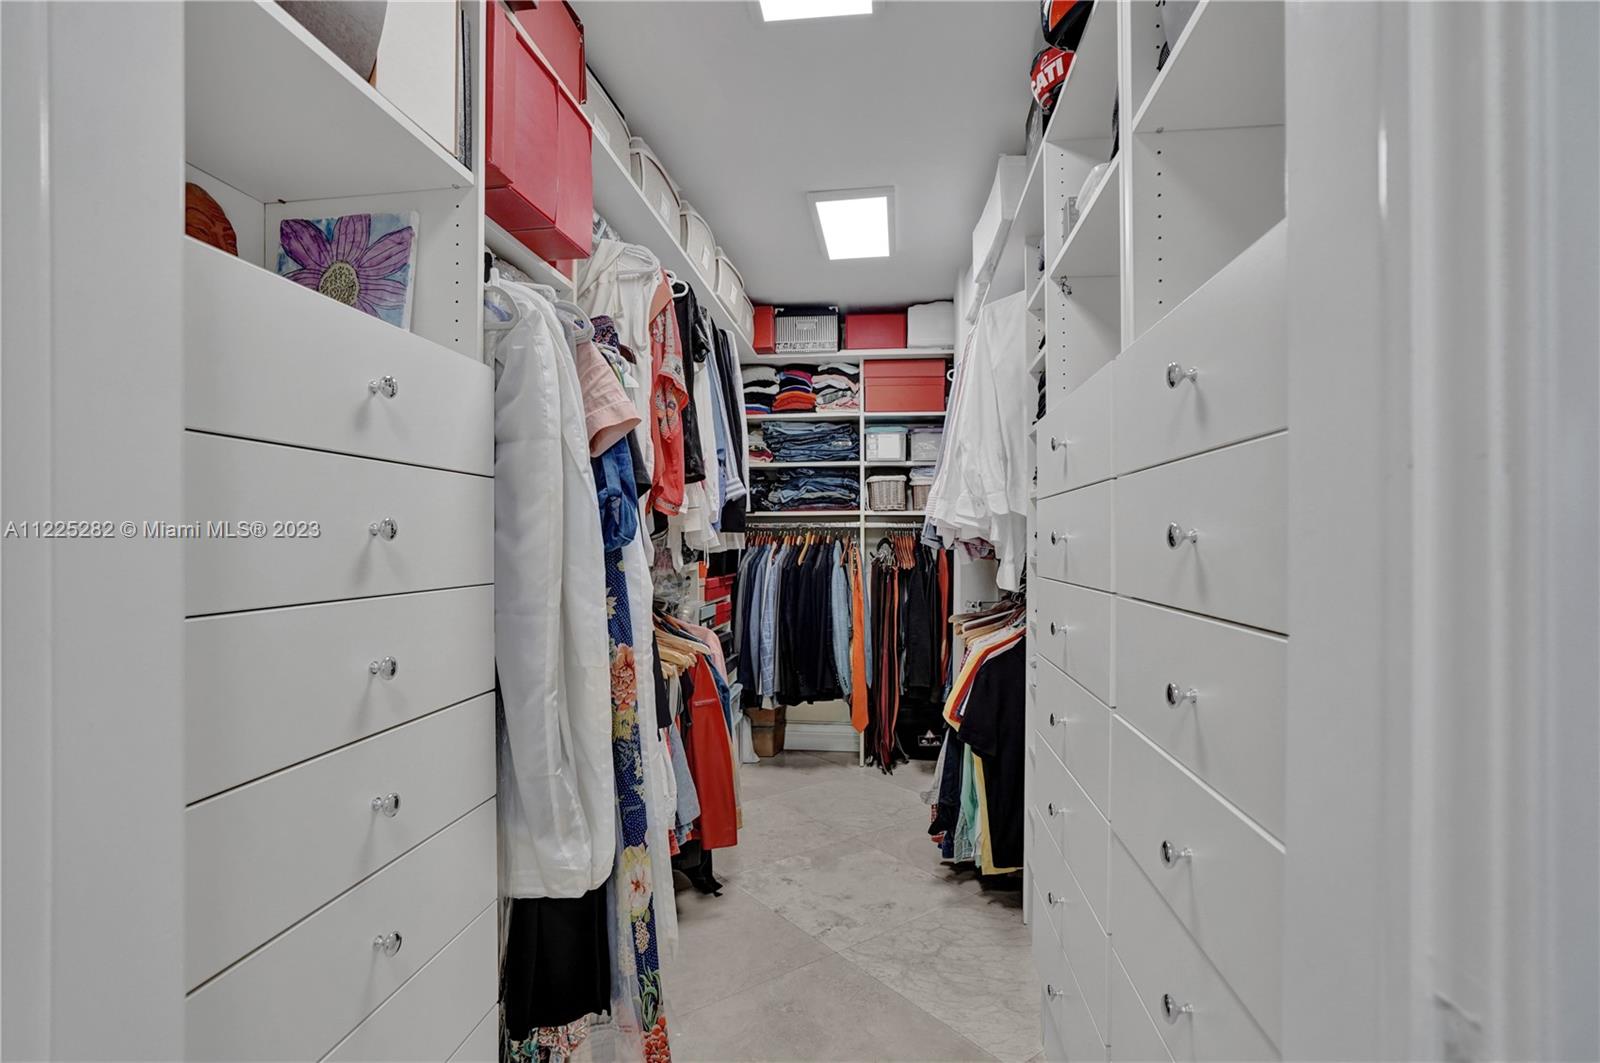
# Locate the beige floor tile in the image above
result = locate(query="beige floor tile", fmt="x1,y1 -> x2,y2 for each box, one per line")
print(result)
880,756 -> 941,795
666,885 -> 832,1018
740,751 -> 861,801
767,774 -> 932,838
669,953 -> 995,1063
842,899 -> 1041,1062
858,825 -> 984,894
734,838 -> 970,952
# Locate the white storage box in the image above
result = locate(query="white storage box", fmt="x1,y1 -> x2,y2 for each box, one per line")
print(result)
867,475 -> 908,512
628,137 -> 681,230
582,70 -> 629,157
678,202 -> 717,277
865,425 -> 908,461
732,291 -> 755,340
970,154 -> 1028,291
907,425 -> 944,462
907,301 -> 955,348
713,247 -> 745,308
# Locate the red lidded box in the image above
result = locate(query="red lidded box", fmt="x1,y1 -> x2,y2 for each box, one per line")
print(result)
506,0 -> 585,103
753,306 -> 776,354
713,600 -> 732,626
705,575 -> 734,601
845,312 -> 908,350
863,359 -> 948,412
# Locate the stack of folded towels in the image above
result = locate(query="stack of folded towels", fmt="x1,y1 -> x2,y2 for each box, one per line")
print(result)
774,365 -> 817,413
743,366 -> 779,415
812,362 -> 861,410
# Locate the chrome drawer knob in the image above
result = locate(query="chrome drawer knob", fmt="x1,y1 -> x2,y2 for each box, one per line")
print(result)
1165,363 -> 1198,389
1160,839 -> 1194,867
1049,531 -> 1067,546
369,517 -> 399,540
1166,522 -> 1198,549
368,375 -> 399,398
1046,891 -> 1064,906
371,792 -> 402,818
1161,993 -> 1193,1023
1046,802 -> 1060,817
1165,682 -> 1197,707
1045,984 -> 1064,1000
1048,712 -> 1060,727
369,656 -> 399,681
1049,436 -> 1063,452
372,931 -> 403,957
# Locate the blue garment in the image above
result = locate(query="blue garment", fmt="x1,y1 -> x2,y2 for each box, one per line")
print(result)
830,541 -> 852,698
759,545 -> 786,698
735,546 -> 765,694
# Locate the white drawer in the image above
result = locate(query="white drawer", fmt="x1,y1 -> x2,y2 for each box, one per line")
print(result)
1115,599 -> 1286,838
1113,434 -> 1287,633
1109,719 -> 1283,1044
326,902 -> 498,1062
1031,877 -> 1063,982
1109,951 -> 1175,1063
185,239 -> 493,476
186,585 -> 494,802
1041,850 -> 1110,1042
1034,658 -> 1111,817
1034,580 -> 1114,706
186,694 -> 496,987
1039,913 -> 1108,1062
1115,223 -> 1285,476
449,1006 -> 500,1063
1034,481 -> 1114,591
1033,741 -> 1109,930
186,800 -> 497,1062
1037,361 -> 1114,499
1109,841 -> 1278,1062
184,433 -> 493,616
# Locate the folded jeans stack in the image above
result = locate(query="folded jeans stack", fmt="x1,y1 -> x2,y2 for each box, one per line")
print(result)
812,361 -> 861,410
751,468 -> 860,512
744,365 -> 779,415
759,421 -> 859,462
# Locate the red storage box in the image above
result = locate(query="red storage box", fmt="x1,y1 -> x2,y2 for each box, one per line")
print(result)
845,312 -> 908,350
507,0 -> 585,103
486,2 -> 593,261
753,306 -> 776,354
714,599 -> 732,626
864,359 -> 948,412
705,575 -> 734,600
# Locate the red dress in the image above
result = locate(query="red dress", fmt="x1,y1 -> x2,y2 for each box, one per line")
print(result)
681,656 -> 738,850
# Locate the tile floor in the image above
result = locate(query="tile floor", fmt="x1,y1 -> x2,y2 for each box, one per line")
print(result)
666,750 -> 1042,1063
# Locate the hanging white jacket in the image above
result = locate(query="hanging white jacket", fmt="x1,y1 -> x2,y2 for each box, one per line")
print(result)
575,239 -> 662,482
489,275 -> 616,899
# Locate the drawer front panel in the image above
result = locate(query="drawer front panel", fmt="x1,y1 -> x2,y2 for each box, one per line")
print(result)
1040,919 -> 1108,1062
1113,434 -> 1287,633
1110,841 -> 1278,1062
1110,719 -> 1283,1043
326,902 -> 498,1062
1033,741 -> 1109,930
1109,952 -> 1175,1063
185,586 -> 494,802
1115,599 -> 1286,838
185,239 -> 493,476
449,1006 -> 501,1063
1031,878 -> 1063,985
1043,855 -> 1110,1041
1034,481 -> 1114,591
1036,360 -> 1114,499
1034,580 -> 1114,706
186,800 -> 497,1062
1115,222 -> 1286,476
186,695 -> 496,986
1034,658 -> 1111,817
185,433 -> 493,616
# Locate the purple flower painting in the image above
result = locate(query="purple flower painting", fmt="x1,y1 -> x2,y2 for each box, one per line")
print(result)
276,211 -> 418,329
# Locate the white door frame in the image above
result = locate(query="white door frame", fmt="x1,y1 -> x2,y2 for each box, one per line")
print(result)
1283,3 -> 1598,1060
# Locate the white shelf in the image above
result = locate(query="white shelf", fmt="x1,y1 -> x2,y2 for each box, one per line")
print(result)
865,510 -> 927,520
747,411 -> 860,422
748,461 -> 860,470
1027,276 -> 1049,314
863,459 -> 933,468
485,220 -> 575,296
1045,1 -> 1119,144
1017,148 -> 1048,243
1050,157 -> 1121,280
864,410 -> 947,421
1132,0 -> 1286,134
591,137 -> 757,357
1027,346 -> 1048,377
742,347 -> 953,366
185,1 -> 472,202
748,509 -> 862,519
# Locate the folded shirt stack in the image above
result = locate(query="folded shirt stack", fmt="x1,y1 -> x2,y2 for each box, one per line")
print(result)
812,361 -> 861,410
747,425 -> 775,463
760,421 -> 859,462
773,365 -> 817,413
743,365 -> 779,414
750,468 -> 861,512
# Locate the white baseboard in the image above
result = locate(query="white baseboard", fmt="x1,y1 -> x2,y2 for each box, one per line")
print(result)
783,721 -> 861,753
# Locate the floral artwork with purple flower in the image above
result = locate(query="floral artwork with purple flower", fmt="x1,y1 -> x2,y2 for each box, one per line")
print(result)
276,212 -> 418,329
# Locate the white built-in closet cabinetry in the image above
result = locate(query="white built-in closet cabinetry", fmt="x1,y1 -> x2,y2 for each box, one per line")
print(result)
180,4 -> 498,1060
1021,3 -> 1287,1060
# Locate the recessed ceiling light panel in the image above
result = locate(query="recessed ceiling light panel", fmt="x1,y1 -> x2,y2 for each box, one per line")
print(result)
759,0 -> 872,23
808,187 -> 894,260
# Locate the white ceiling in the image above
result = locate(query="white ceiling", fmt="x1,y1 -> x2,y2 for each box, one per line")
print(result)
574,0 -> 1041,309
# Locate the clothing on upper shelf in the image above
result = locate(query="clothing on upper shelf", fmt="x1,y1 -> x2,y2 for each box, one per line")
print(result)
922,291 -> 1031,590
742,365 -> 779,414
863,532 -> 952,772
774,365 -> 817,412
813,361 -> 861,410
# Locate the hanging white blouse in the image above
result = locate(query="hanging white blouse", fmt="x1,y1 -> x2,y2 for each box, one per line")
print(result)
575,240 -> 662,482
488,275 -> 616,899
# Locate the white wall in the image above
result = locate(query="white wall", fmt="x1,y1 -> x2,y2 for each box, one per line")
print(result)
1,3 -> 186,1058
